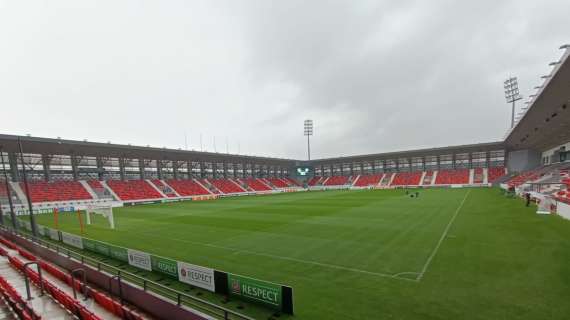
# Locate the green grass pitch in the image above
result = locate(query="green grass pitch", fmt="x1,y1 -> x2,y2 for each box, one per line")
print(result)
32,188 -> 570,319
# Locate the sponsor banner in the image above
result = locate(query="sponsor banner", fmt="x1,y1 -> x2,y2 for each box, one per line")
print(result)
82,238 -> 97,252
228,274 -> 281,309
61,232 -> 83,249
177,261 -> 215,292
151,256 -> 178,278
162,199 -> 181,203
95,241 -> 110,256
82,238 -> 110,256
41,226 -> 50,238
124,200 -> 162,206
127,249 -> 152,271
109,246 -> 128,262
49,228 -> 60,241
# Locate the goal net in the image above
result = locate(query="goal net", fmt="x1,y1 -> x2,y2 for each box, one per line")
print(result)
536,195 -> 556,215
85,205 -> 115,229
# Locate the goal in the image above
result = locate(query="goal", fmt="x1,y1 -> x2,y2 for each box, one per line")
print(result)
536,196 -> 556,215
85,205 -> 115,229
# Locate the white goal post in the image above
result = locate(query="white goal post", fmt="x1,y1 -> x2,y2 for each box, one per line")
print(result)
85,205 -> 115,229
535,195 -> 557,215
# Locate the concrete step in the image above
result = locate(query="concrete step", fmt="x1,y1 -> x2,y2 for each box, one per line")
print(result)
0,300 -> 17,320
0,255 -> 74,319
0,243 -> 121,319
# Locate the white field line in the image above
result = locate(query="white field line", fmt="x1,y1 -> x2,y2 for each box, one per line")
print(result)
129,230 -> 419,283
416,189 -> 471,281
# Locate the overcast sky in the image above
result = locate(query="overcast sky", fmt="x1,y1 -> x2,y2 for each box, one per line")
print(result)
1,1 -> 568,160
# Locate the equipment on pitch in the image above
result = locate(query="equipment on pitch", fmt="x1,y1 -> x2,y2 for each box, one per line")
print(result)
85,205 -> 115,229
536,196 -> 556,215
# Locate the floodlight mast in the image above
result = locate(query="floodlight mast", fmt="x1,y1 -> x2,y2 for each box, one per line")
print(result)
304,120 -> 313,160
17,138 -> 38,237
504,77 -> 522,128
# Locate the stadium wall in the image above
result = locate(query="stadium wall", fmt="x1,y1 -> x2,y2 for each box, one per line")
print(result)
9,219 -> 295,314
506,149 -> 541,172
557,201 -> 570,220
541,141 -> 570,165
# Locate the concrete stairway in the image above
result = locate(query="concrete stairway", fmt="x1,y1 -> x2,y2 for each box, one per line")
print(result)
0,241 -> 124,320
0,255 -> 73,319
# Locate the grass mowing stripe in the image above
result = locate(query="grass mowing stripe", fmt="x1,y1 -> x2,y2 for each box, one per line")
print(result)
122,228 -> 418,282
416,189 -> 470,281
30,188 -> 570,320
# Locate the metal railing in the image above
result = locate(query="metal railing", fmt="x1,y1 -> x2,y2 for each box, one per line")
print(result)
1,226 -> 254,320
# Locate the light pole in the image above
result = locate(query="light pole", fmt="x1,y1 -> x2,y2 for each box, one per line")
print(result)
504,77 -> 522,128
304,120 -> 313,160
18,138 -> 38,237
0,148 -> 17,229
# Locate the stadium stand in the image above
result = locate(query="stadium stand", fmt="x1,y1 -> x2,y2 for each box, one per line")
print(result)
106,179 -> 162,200
487,167 -> 506,183
209,179 -> 246,194
506,169 -> 543,188
166,179 -> 211,196
87,179 -> 104,191
380,173 -> 394,186
353,174 -> 383,187
284,177 -> 301,187
435,169 -> 470,185
150,179 -> 177,197
422,171 -> 434,185
240,178 -> 273,191
0,237 -> 140,320
0,182 -> 8,199
390,171 -> 423,186
20,181 -> 92,203
323,176 -> 350,186
266,178 -> 289,188
308,177 -> 322,186
473,168 -> 484,184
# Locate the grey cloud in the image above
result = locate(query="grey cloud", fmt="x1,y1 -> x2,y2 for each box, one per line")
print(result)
0,0 -> 568,159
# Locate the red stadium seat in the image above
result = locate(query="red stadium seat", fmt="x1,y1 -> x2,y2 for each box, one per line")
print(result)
106,180 -> 162,200
166,179 -> 211,196
266,178 -> 289,188
391,172 -> 422,186
323,176 -> 350,186
435,169 -> 470,185
307,177 -> 322,186
353,174 -> 383,187
150,179 -> 178,197
239,178 -> 273,191
283,177 -> 301,186
20,180 -> 92,203
209,179 -> 246,194
487,167 -> 506,183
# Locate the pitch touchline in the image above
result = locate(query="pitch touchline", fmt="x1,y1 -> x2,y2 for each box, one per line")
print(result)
416,190 -> 471,281
129,230 -> 418,282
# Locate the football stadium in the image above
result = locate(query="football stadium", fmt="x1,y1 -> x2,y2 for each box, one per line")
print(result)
1,3 -> 570,320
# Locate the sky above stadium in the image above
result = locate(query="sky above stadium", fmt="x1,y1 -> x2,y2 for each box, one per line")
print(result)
1,1 -> 569,160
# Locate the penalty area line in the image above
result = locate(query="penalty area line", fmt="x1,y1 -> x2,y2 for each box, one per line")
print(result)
416,189 -> 470,281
